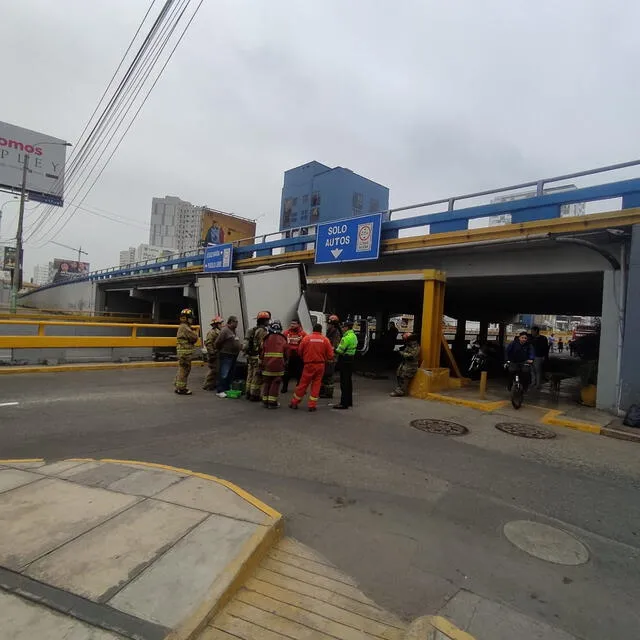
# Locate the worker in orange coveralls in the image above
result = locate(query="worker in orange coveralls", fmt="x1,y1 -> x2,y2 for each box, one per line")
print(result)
260,320 -> 288,408
289,323 -> 334,412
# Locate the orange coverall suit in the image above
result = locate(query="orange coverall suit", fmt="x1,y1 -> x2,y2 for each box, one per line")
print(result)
291,332 -> 334,409
260,332 -> 288,406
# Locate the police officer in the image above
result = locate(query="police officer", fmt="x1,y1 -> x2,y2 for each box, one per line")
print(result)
390,333 -> 420,397
333,320 -> 358,409
244,311 -> 271,401
175,308 -> 198,395
320,314 -> 342,398
202,315 -> 223,390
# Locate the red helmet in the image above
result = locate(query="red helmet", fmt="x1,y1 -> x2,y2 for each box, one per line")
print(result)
328,314 -> 339,323
257,310 -> 271,320
211,315 -> 223,325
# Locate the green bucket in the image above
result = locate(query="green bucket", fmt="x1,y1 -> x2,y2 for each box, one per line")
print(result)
226,389 -> 243,399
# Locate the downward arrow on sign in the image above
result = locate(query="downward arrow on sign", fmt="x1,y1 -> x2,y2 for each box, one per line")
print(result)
331,249 -> 343,259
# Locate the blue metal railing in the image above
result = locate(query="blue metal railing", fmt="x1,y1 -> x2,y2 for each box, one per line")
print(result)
25,160 -> 640,294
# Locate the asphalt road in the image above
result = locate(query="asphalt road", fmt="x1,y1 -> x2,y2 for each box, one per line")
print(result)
1,368 -> 639,639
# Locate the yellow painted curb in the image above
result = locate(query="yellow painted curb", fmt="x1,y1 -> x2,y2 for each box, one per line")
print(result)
0,458 -> 44,464
0,361 -> 205,375
99,459 -> 282,520
427,392 -> 507,412
405,615 -> 476,639
541,409 -> 602,435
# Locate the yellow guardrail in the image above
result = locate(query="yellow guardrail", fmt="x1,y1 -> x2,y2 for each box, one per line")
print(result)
0,309 -> 152,323
0,320 -> 201,349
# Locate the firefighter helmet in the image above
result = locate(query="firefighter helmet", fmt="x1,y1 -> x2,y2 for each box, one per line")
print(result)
211,315 -> 223,325
257,310 -> 271,320
270,320 -> 283,333
328,314 -> 339,323
180,308 -> 194,318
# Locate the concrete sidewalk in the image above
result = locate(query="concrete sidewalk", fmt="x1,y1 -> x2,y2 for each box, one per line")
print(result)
0,459 -> 282,640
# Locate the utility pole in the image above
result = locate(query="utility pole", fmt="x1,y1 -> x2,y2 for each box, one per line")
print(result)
49,241 -> 88,264
9,155 -> 29,313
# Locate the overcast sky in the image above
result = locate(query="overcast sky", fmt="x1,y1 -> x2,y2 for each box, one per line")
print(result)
2,0 -> 640,275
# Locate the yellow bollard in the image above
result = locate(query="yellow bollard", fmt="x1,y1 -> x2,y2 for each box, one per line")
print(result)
479,371 -> 488,399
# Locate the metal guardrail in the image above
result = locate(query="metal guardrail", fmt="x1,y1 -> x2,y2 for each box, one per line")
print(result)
22,160 -> 640,293
0,320 -> 201,349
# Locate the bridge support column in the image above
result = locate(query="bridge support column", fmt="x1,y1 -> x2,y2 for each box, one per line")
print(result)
420,271 -> 446,368
619,224 -> 640,412
410,270 -> 448,397
453,318 -> 467,361
478,320 -> 489,345
597,269 -> 623,412
498,322 -> 507,349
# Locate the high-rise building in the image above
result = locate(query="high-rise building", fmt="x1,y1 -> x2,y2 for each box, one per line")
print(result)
489,184 -> 586,226
279,162 -> 389,231
119,247 -> 136,267
119,244 -> 174,267
149,196 -> 202,253
32,264 -> 51,286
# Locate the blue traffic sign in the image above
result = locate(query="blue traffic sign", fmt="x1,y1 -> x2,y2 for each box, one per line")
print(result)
203,243 -> 233,272
314,212 -> 382,264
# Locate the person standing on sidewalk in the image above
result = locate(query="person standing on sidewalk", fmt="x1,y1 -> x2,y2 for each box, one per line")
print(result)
289,324 -> 334,412
244,311 -> 271,401
202,316 -> 223,390
282,319 -> 307,393
260,320 -> 288,408
333,320 -> 358,410
530,326 -> 549,389
174,309 -> 199,395
214,316 -> 241,397
320,314 -> 342,398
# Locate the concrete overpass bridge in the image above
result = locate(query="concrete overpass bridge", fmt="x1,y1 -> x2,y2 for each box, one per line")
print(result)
16,164 -> 640,414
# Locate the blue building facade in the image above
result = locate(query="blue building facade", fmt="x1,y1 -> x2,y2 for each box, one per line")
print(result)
279,161 -> 389,232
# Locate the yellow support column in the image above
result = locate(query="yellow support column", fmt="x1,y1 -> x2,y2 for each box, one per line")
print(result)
410,270 -> 450,398
420,270 -> 446,368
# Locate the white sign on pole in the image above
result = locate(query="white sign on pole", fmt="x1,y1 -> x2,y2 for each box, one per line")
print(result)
0,121 -> 67,206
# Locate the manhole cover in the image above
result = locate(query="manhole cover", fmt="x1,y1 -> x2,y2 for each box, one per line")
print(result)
504,520 -> 589,565
410,419 -> 469,436
495,422 -> 556,439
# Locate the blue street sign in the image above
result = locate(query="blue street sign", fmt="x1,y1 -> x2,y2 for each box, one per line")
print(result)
203,243 -> 233,272
314,212 -> 382,264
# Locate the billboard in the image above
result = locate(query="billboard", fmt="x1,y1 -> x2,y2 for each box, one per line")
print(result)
200,209 -> 256,248
52,258 -> 90,283
0,121 -> 68,207
2,246 -> 16,271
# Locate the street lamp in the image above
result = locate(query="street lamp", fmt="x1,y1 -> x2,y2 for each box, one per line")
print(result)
10,141 -> 72,313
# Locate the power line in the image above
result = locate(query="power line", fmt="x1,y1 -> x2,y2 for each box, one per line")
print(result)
25,0 -> 202,245
39,0 -> 204,246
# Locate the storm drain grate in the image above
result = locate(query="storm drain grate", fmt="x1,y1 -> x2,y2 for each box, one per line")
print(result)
495,422 -> 557,439
410,419 -> 469,436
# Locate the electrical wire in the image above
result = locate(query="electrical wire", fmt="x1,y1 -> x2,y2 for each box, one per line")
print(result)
25,0 -> 202,245
38,0 -> 204,245
28,0 -> 192,243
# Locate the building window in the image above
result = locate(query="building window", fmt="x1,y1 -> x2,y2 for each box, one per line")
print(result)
300,209 -> 308,221
369,198 -> 379,212
302,194 -> 309,205
292,197 -> 298,207
311,192 -> 321,207
310,207 -> 320,222
352,192 -> 363,211
291,212 -> 298,223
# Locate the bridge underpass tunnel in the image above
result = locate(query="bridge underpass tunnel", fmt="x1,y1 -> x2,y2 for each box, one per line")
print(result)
306,270 -> 448,390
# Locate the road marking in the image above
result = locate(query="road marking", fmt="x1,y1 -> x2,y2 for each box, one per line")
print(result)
0,402 -> 19,407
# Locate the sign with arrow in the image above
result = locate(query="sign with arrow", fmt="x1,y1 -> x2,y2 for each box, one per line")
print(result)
314,212 -> 382,265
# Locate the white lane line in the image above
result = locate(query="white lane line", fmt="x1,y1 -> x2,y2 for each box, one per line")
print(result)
0,402 -> 19,407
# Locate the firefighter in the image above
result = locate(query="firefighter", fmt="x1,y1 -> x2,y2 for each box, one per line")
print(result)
390,333 -> 420,397
202,315 -> 223,390
260,320 -> 288,408
174,308 -> 198,395
320,314 -> 342,398
333,320 -> 358,409
289,324 -> 334,412
282,319 -> 307,393
244,310 -> 271,401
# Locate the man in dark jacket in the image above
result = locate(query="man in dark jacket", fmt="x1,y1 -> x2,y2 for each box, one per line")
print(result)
506,331 -> 535,391
530,326 -> 549,389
